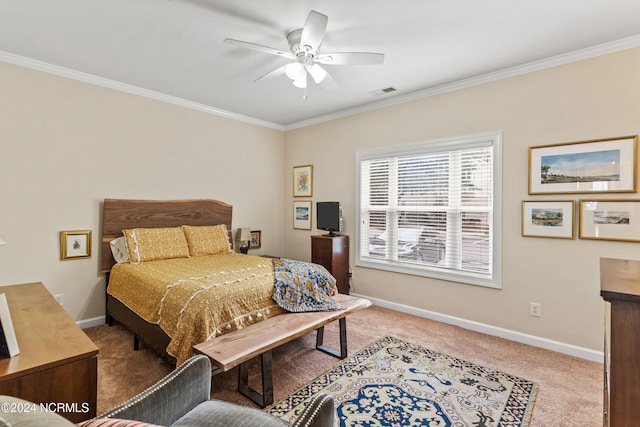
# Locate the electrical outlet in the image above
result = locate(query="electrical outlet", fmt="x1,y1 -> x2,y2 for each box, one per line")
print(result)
54,293 -> 64,306
529,302 -> 541,317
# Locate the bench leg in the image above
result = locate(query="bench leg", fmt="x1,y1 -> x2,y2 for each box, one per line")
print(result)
316,317 -> 348,358
237,350 -> 274,408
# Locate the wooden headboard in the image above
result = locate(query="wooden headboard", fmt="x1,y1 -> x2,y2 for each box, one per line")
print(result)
101,198 -> 233,273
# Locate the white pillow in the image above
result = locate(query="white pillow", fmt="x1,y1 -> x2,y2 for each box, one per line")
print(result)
110,236 -> 130,264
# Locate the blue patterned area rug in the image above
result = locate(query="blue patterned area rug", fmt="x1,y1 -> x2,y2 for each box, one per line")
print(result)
266,336 -> 538,427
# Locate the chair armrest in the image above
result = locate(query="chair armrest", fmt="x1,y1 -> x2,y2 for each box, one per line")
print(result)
291,393 -> 336,427
99,355 -> 212,426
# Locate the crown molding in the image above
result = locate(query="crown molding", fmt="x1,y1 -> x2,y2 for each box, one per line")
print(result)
284,34 -> 640,130
2,34 -> 639,132
0,50 -> 284,131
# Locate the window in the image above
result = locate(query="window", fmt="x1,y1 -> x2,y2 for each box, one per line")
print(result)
356,132 -> 502,288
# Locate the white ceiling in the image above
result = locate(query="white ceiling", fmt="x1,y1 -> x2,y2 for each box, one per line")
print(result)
1,1 -> 640,129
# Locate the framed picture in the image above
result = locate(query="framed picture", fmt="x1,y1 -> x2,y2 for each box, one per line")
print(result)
293,201 -> 312,230
249,230 -> 261,248
60,230 -> 92,260
528,135 -> 637,194
293,165 -> 313,197
522,200 -> 575,239
579,199 -> 640,242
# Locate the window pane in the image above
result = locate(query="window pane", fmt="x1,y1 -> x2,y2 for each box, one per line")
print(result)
356,132 -> 501,288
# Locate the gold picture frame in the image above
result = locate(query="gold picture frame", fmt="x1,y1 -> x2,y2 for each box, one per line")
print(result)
579,199 -> 640,242
293,165 -> 313,197
521,200 -> 575,239
293,201 -> 312,230
60,230 -> 92,260
528,135 -> 637,195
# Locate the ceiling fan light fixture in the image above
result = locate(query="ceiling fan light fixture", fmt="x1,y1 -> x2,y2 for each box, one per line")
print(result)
307,63 -> 327,83
225,10 -> 384,96
293,72 -> 307,88
285,62 -> 305,81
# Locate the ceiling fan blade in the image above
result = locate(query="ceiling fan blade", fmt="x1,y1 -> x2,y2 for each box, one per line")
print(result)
224,38 -> 295,59
300,10 -> 328,52
316,52 -> 385,65
254,64 -> 287,82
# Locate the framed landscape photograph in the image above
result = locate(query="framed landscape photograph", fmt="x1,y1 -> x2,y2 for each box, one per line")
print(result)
293,165 -> 313,197
60,230 -> 92,260
528,135 -> 637,194
579,199 -> 640,242
293,201 -> 312,230
522,200 -> 575,239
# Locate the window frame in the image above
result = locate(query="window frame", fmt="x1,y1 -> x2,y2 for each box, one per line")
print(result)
355,131 -> 502,289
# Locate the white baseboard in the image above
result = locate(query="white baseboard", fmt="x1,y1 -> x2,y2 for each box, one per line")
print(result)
78,316 -> 106,329
76,296 -> 603,362
352,293 -> 604,363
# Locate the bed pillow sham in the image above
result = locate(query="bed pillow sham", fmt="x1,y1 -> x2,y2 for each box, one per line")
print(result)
109,236 -> 130,264
123,227 -> 190,264
182,224 -> 232,256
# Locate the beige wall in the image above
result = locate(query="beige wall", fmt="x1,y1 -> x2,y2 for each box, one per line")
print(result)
283,47 -> 640,353
1,46 -> 639,355
0,61 -> 285,322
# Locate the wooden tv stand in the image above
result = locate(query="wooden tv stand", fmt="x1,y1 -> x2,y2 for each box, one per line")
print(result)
0,282 -> 98,422
311,234 -> 349,294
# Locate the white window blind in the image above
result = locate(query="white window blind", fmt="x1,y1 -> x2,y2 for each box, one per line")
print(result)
356,132 -> 502,288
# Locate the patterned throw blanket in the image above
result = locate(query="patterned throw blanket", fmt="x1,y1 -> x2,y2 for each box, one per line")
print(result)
272,258 -> 341,312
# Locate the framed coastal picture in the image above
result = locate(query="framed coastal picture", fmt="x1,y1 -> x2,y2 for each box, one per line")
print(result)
579,199 -> 640,242
293,201 -> 312,230
60,230 -> 92,260
293,165 -> 313,197
522,200 -> 575,239
528,136 -> 637,194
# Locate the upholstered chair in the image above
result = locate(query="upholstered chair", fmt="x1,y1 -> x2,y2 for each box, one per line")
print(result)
0,355 -> 336,427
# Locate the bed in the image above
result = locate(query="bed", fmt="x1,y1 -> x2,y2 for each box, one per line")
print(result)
101,198 -> 338,365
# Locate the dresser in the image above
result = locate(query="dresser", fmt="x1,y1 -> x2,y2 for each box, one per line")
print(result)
600,258 -> 640,427
0,282 -> 99,422
311,234 -> 349,294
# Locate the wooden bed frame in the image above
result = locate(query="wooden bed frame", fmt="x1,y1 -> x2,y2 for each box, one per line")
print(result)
101,198 -> 234,363
101,199 -> 371,403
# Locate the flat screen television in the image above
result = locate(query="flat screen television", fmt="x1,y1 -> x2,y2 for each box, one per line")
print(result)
316,202 -> 342,236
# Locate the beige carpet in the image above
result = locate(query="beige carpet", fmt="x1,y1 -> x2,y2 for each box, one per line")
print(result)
84,305 -> 603,426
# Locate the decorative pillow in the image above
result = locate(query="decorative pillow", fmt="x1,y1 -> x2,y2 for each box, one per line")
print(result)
77,418 -> 165,427
123,227 -> 190,264
109,236 -> 130,264
182,224 -> 232,256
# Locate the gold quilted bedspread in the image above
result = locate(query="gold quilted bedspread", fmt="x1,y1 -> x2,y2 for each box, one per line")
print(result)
107,253 -> 284,364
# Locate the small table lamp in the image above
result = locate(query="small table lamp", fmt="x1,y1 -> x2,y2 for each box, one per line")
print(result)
238,228 -> 251,254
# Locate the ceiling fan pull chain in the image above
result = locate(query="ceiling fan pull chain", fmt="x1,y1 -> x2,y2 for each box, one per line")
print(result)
303,86 -> 308,100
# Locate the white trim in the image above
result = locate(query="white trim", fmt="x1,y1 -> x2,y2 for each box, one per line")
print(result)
77,316 -> 106,329
355,131 -> 502,289
284,34 -> 640,130
352,292 -> 603,363
2,35 -> 639,131
0,51 -> 284,131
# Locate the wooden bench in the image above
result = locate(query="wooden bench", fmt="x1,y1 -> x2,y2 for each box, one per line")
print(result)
193,294 -> 371,407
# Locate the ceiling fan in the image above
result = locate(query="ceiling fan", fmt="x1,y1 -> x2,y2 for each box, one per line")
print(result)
223,10 -> 384,98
